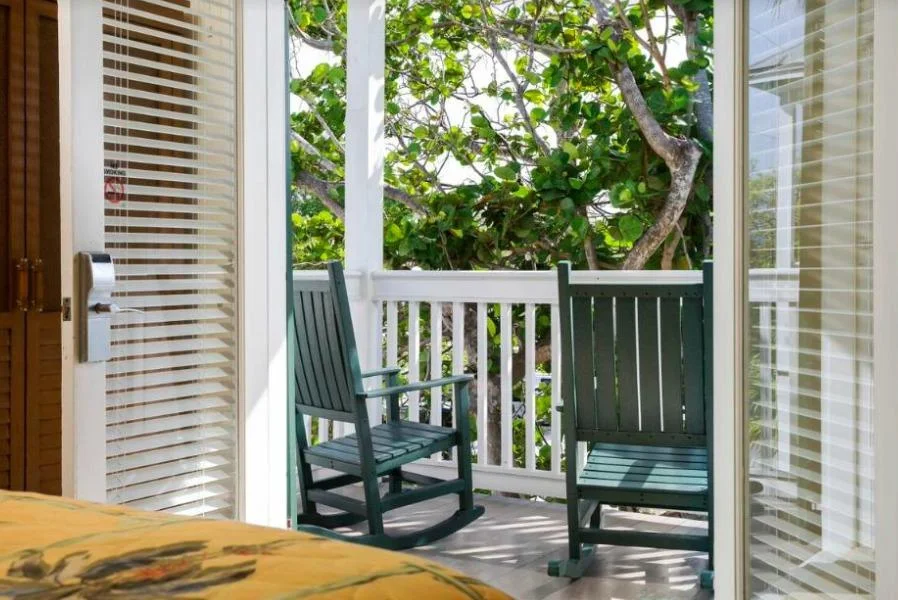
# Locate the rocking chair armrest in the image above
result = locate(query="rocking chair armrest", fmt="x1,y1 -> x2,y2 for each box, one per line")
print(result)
362,374 -> 474,399
361,366 -> 402,379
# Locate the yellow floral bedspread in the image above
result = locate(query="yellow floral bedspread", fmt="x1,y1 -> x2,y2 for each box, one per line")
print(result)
0,491 -> 510,599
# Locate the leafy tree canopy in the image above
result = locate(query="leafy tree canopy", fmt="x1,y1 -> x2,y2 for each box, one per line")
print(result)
288,0 -> 713,272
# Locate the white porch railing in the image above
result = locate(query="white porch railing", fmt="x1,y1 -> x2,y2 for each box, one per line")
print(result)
292,267 -> 798,499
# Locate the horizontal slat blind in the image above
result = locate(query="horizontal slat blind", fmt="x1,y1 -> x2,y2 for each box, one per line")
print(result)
102,0 -> 238,519
746,0 -> 875,596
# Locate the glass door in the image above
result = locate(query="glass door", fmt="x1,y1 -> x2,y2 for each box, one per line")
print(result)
101,0 -> 239,518
744,0 -> 875,596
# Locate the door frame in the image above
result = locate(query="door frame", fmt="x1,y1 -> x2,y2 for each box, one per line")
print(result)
872,0 -> 898,595
58,0 -> 105,502
58,0 -> 288,527
711,0 -> 744,596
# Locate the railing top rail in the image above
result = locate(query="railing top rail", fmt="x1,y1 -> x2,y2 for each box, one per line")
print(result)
292,268 -> 797,304
371,269 -> 702,304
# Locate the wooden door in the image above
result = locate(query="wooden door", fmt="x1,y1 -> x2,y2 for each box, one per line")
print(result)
0,0 -> 26,492
0,0 -> 59,494
24,0 -> 60,495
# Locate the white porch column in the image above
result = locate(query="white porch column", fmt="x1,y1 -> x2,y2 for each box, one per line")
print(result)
345,0 -> 385,376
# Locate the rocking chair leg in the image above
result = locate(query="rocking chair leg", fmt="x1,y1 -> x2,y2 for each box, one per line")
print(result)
362,469 -> 385,536
388,468 -> 402,495
295,420 -> 318,520
455,384 -> 475,512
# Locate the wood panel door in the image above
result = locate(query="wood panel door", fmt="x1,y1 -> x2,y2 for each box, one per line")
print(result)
0,0 -> 26,492
24,0 -> 60,495
0,0 -> 60,494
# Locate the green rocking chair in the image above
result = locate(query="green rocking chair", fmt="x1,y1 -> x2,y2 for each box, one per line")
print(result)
292,261 -> 484,550
549,261 -> 714,588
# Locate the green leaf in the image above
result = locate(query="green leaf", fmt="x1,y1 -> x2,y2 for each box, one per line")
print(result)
562,141 -> 579,160
619,215 -> 644,242
327,67 -> 345,84
386,101 -> 401,115
494,165 -> 517,181
530,107 -> 547,122
461,4 -> 474,18
385,223 -> 404,243
523,89 -> 544,103
413,125 -> 429,139
568,177 -> 583,190
312,6 -> 328,24
560,197 -> 576,214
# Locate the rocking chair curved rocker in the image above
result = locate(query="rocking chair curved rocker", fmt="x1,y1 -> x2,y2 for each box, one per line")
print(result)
292,262 -> 484,551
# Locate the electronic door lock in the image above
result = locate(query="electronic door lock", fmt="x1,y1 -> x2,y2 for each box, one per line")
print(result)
78,252 -> 117,363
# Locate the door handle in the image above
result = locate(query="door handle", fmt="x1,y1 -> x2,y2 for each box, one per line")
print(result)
14,258 -> 29,312
29,258 -> 43,312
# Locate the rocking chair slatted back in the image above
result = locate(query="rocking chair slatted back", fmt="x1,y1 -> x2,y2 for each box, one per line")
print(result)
293,263 -> 362,420
558,262 -> 713,447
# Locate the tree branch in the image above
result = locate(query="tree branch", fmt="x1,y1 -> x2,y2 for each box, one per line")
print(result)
591,0 -> 703,270
484,31 -> 552,156
296,171 -> 344,219
292,131 -> 338,171
667,2 -> 712,145
295,170 -> 428,218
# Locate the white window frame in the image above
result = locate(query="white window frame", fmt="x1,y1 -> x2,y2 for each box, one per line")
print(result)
58,0 -> 288,528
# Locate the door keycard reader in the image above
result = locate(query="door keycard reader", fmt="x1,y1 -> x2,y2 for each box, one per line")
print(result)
78,252 -> 118,363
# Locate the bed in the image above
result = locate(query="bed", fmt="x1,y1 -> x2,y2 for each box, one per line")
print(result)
0,491 -> 510,599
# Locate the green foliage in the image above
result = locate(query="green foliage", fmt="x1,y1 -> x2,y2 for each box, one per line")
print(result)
288,0 -> 713,272
291,207 -> 344,267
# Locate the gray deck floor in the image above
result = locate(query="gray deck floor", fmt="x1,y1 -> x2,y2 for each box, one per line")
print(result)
339,493 -> 712,599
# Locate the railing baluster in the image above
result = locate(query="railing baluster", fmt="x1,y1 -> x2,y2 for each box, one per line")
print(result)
525,303 -> 536,471
500,303 -> 513,468
370,301 -> 384,425
408,301 -> 421,422
386,301 -> 398,369
477,303 -> 488,465
452,302 -> 464,461
303,415 -> 312,446
320,418 -> 330,443
551,304 -> 562,474
430,302 -> 443,458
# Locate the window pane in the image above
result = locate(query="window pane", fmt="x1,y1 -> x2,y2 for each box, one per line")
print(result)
745,0 -> 875,596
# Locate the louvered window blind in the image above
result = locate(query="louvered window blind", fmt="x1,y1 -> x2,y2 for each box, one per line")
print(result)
746,0 -> 875,596
102,0 -> 238,518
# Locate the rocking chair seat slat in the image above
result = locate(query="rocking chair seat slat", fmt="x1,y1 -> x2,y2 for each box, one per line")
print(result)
304,421 -> 457,472
578,443 -> 708,495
